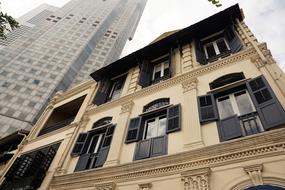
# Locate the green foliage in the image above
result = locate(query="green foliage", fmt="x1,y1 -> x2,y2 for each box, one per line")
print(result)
208,0 -> 222,7
0,2 -> 19,39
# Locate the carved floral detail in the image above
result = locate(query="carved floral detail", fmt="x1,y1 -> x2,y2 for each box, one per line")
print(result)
181,168 -> 211,190
120,101 -> 134,114
244,164 -> 263,186
182,78 -> 198,93
94,182 -> 116,190
139,183 -> 152,190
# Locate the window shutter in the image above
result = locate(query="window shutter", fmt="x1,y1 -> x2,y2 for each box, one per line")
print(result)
15,155 -> 33,178
194,38 -> 207,65
166,104 -> 181,133
197,94 -> 218,123
5,157 -> 23,180
150,135 -> 167,157
93,79 -> 111,106
94,125 -> 115,167
71,133 -> 88,155
134,139 -> 151,160
138,60 -> 152,88
218,115 -> 243,141
41,147 -> 56,172
246,75 -> 285,130
125,117 -> 142,143
74,154 -> 91,172
26,151 -> 45,176
30,168 -> 46,189
224,25 -> 243,53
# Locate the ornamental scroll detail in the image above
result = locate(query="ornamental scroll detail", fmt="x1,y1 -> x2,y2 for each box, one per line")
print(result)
181,167 -> 211,190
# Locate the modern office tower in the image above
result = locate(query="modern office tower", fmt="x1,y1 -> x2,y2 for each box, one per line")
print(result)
0,4 -> 58,48
1,4 -> 285,190
0,0 -> 147,138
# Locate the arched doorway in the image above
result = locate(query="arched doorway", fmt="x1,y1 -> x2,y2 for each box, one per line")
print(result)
246,185 -> 285,190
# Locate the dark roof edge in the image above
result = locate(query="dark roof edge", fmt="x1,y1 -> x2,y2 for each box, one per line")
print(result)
90,4 -> 243,81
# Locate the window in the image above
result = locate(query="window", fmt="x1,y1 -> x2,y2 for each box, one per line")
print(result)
138,54 -> 171,88
198,75 -> 285,141
195,25 -> 243,65
93,75 -> 127,106
1,143 -> 60,190
203,38 -> 230,61
125,102 -> 181,160
72,121 -> 115,172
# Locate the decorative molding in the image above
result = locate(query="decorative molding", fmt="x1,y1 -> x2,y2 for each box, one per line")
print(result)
94,182 -> 116,190
50,128 -> 285,189
88,46 -> 259,115
120,101 -> 134,114
139,183 -> 152,190
182,78 -> 198,93
244,164 -> 263,186
181,168 -> 211,190
250,57 -> 265,70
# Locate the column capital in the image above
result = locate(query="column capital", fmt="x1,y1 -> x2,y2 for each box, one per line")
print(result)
120,101 -> 134,114
139,183 -> 152,190
182,78 -> 198,93
181,167 -> 211,190
244,164 -> 263,186
251,57 -> 266,70
94,182 -> 116,190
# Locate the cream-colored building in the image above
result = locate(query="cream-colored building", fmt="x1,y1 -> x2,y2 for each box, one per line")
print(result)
1,4 -> 285,190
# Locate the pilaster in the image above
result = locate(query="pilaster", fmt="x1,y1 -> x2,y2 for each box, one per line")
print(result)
182,43 -> 194,72
95,182 -> 116,190
181,168 -> 211,190
181,78 -> 204,150
104,101 -> 134,166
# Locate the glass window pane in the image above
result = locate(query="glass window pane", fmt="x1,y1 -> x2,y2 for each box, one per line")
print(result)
235,91 -> 254,115
216,39 -> 228,53
87,135 -> 99,153
158,116 -> 166,136
217,96 -> 235,119
146,119 -> 156,139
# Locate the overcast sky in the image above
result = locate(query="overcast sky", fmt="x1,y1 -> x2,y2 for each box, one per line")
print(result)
1,0 -> 284,71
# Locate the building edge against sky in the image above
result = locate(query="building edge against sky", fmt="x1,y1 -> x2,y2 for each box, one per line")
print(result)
0,4 -> 285,190
0,0 -> 148,138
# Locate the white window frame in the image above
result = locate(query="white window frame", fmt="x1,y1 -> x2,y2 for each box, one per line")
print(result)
143,115 -> 167,139
203,38 -> 230,59
86,133 -> 104,154
216,90 -> 255,118
152,60 -> 169,81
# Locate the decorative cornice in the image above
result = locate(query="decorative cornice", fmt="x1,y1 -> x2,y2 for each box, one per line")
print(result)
50,128 -> 285,189
120,101 -> 134,114
88,47 -> 258,115
244,164 -> 263,186
94,181 -> 116,190
182,78 -> 198,93
139,183 -> 152,190
181,168 -> 211,190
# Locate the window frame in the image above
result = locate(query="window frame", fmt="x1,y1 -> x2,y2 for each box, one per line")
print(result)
203,37 -> 230,59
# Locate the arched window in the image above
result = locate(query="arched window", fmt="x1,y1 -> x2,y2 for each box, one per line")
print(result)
209,72 -> 245,90
246,185 -> 285,190
143,98 -> 170,112
92,117 -> 112,129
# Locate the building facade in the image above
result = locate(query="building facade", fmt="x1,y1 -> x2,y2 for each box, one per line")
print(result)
0,0 -> 147,138
1,4 -> 285,190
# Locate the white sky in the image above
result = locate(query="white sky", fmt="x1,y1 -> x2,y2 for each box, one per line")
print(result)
1,0 -> 285,71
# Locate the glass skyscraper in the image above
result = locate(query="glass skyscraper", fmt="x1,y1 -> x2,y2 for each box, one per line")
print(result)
0,0 -> 147,137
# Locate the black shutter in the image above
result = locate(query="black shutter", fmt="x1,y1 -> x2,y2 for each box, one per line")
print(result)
134,139 -> 151,160
224,25 -> 243,53
150,135 -> 167,157
166,104 -> 181,133
41,147 -> 56,172
71,133 -> 88,155
218,115 -> 243,141
194,38 -> 207,65
197,94 -> 218,123
138,60 -> 152,88
246,75 -> 285,130
125,117 -> 142,143
94,125 -> 115,167
93,79 -> 111,106
30,168 -> 46,189
26,151 -> 45,176
74,154 -> 91,172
